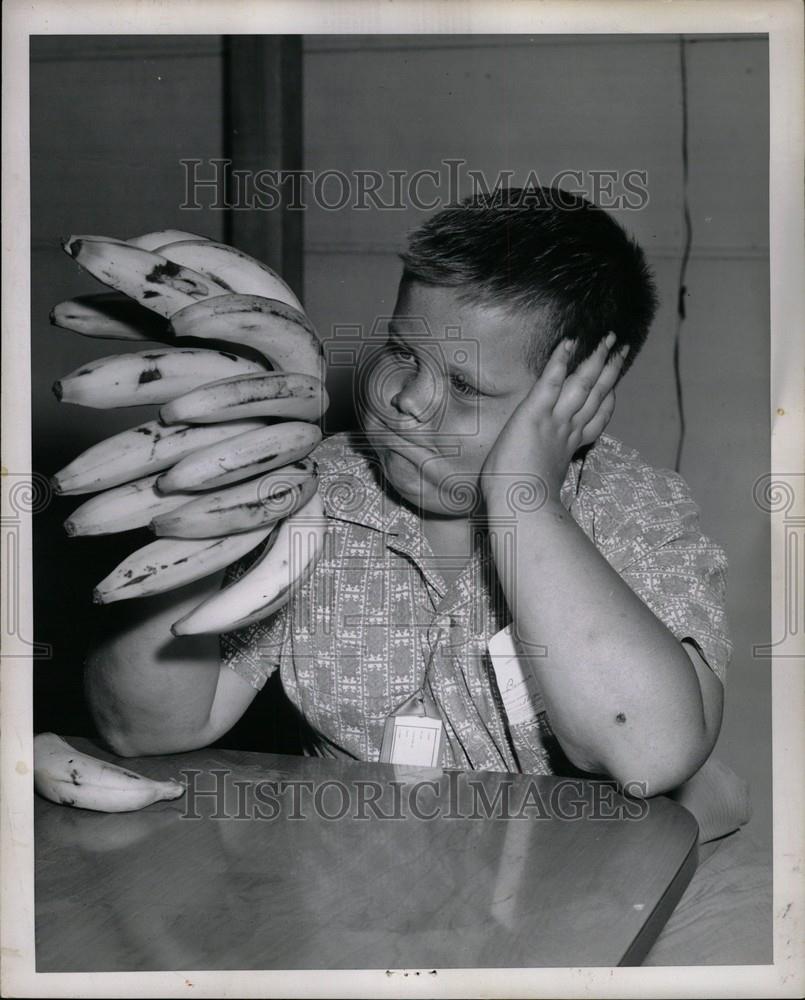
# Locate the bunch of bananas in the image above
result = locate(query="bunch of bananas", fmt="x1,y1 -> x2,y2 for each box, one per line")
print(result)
51,230 -> 329,636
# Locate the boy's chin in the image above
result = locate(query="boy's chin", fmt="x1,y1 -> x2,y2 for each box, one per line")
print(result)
376,447 -> 424,499
379,450 -> 478,517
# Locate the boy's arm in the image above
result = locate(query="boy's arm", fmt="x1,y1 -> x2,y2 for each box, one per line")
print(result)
84,571 -> 258,757
482,335 -> 724,795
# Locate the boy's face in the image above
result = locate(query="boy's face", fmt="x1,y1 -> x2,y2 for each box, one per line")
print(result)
358,280 -> 541,515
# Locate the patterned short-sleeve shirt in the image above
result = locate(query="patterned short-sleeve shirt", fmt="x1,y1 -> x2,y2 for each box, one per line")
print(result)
221,431 -> 731,774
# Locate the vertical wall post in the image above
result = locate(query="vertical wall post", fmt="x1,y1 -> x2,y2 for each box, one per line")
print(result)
223,36 -> 304,297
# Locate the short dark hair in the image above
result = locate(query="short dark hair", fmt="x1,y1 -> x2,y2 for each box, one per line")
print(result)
398,186 -> 658,377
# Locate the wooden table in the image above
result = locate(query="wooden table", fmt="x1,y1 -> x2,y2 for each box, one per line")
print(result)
35,740 -> 698,971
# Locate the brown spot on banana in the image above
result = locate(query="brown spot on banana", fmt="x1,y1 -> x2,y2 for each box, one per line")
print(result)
146,261 -> 183,282
120,572 -> 156,588
230,389 -> 297,404
211,485 -> 295,515
145,262 -> 210,298
203,270 -> 235,291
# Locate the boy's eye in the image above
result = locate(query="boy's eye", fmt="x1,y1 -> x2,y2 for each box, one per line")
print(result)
450,373 -> 481,398
386,339 -> 416,363
384,337 -> 482,397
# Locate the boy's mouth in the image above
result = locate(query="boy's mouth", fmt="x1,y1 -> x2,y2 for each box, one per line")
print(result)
364,417 -> 438,459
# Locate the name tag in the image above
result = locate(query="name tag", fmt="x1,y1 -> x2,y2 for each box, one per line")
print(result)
487,623 -> 545,725
382,716 -> 444,767
379,687 -> 445,767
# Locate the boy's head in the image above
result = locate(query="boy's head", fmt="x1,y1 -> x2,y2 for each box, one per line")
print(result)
358,187 -> 658,516
398,186 -> 658,377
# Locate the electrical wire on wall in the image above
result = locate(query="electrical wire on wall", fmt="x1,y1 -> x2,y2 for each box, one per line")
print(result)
672,36 -> 693,474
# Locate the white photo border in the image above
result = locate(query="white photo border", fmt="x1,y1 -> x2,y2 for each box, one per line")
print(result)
2,1 -> 803,997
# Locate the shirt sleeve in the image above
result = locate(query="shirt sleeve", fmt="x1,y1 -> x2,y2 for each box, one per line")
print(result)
591,465 -> 733,684
218,543 -> 290,691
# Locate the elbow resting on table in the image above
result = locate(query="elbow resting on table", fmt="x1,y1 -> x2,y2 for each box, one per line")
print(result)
558,715 -> 719,798
598,715 -> 719,797
607,747 -> 714,798
561,642 -> 724,797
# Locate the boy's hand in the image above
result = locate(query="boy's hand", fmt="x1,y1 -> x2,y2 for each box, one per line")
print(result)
481,332 -> 628,506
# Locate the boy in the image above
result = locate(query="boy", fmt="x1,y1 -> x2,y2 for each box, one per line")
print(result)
86,188 -> 768,963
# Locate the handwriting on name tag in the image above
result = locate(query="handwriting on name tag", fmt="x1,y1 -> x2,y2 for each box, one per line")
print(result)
487,623 -> 545,725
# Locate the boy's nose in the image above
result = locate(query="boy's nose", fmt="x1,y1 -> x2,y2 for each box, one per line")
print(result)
390,367 -> 444,425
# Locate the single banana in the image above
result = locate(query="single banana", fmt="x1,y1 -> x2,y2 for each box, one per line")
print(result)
159,371 -> 327,425
64,473 -> 197,536
50,292 -> 169,342
33,732 -> 185,812
172,490 -> 327,635
169,294 -> 325,381
155,239 -> 302,310
151,460 -> 318,537
94,525 -> 273,603
156,421 -> 322,493
62,237 -> 229,317
127,229 -> 211,251
52,418 -> 266,495
54,348 -> 265,409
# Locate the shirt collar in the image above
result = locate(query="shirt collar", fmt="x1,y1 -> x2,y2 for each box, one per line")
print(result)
318,436 -> 404,534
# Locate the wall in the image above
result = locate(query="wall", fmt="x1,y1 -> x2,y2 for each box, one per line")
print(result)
301,35 -> 772,853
